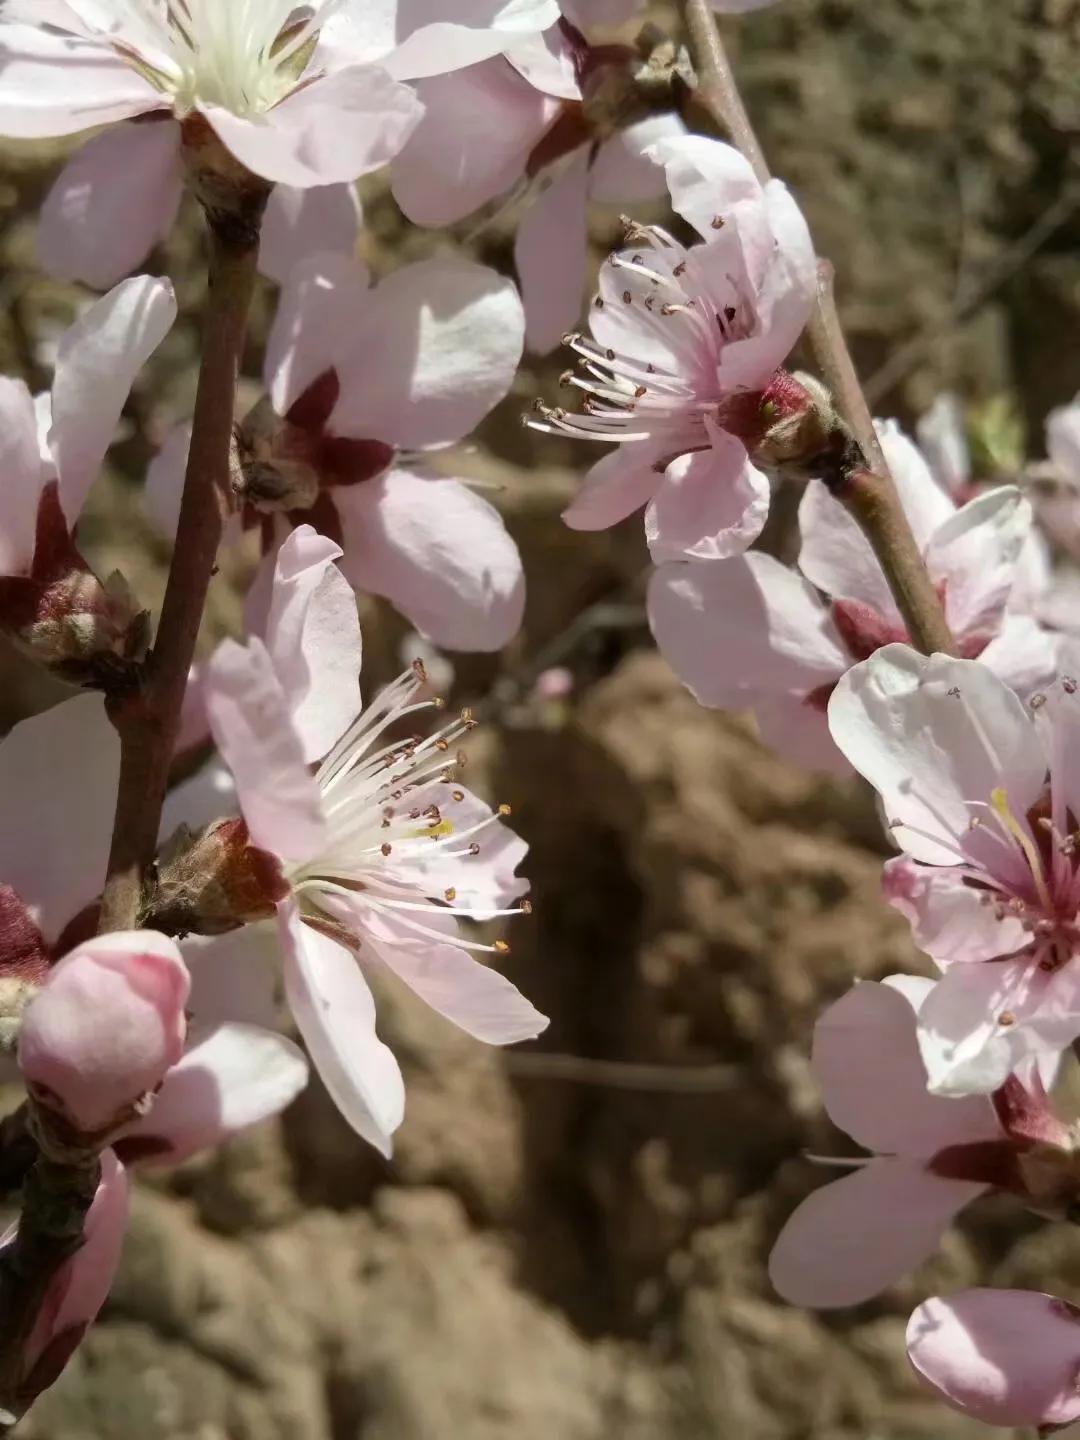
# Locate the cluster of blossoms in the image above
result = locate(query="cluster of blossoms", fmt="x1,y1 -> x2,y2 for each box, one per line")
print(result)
0,0 -> 1076,1429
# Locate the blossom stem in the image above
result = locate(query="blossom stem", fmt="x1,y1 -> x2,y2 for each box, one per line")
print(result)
681,0 -> 955,656
99,179 -> 266,933
0,1152 -> 100,1427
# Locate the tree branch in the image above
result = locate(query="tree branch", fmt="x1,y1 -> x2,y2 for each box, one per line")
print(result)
681,0 -> 954,656
98,211 -> 262,933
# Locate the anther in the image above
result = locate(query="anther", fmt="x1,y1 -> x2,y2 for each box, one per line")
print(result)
1065,676 -> 1078,694
461,708 -> 477,729
711,215 -> 725,229
412,658 -> 428,682
498,803 -> 512,817
559,370 -> 575,387
998,1010 -> 1016,1026
444,887 -> 457,902
1031,693 -> 1048,710
452,789 -> 465,802
673,261 -> 687,277
947,686 -> 961,698
622,290 -> 632,304
634,385 -> 647,398
436,738 -> 450,752
606,348 -> 616,361
494,940 -> 511,954
519,899 -> 533,914
468,842 -> 480,856
381,842 -> 392,856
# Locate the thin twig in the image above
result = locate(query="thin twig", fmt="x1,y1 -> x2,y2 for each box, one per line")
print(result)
98,221 -> 261,933
681,0 -> 953,655
505,1052 -> 737,1093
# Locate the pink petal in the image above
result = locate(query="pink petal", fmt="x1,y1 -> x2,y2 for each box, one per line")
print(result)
19,931 -> 189,1133
22,1150 -> 130,1395
880,419 -> 957,549
278,902 -> 404,1157
331,258 -> 524,449
180,927 -> 281,1034
798,479 -> 899,619
0,23 -> 161,137
813,980 -> 1000,1155
0,376 -> 45,573
927,487 -> 1031,640
827,645 -> 1046,867
143,421 -> 191,539
589,113 -> 687,205
335,468 -> 525,651
117,1022 -> 308,1167
0,694 -> 119,944
264,251 -> 372,417
202,65 -> 422,188
204,638 -> 326,864
366,913 -> 547,1045
979,615 -> 1058,701
882,856 -> 1028,966
562,444 -> 665,532
370,1 -> 562,80
916,393 -> 971,498
916,956 -> 1052,1096
754,697 -> 847,774
49,274 -> 177,523
907,1290 -> 1080,1428
647,552 -> 846,707
37,119 -> 182,290
391,62 -> 554,226
644,423 -> 770,562
259,182 -> 363,286
645,132 -> 761,242
504,27 -> 581,100
769,1157 -> 986,1308
515,147 -> 591,355
246,526 -> 362,764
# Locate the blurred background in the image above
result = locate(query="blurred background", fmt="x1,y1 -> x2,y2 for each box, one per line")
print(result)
2,0 -> 1080,1435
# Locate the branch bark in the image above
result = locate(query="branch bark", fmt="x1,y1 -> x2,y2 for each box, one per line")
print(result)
98,213 -> 261,933
681,0 -> 954,655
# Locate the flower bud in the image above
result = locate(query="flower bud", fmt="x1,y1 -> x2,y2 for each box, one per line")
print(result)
149,817 -> 290,937
19,933 -> 190,1140
0,483 -> 148,689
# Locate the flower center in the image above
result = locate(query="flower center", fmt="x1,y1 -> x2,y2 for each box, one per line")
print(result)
109,1 -> 338,116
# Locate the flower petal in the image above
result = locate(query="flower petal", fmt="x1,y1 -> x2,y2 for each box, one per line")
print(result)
828,645 -> 1046,866
204,638 -> 326,863
118,1022 -> 308,1167
49,275 -> 177,523
37,120 -> 182,290
366,913 -> 547,1045
562,443 -> 664,532
246,526 -> 362,765
0,694 -> 119,943
335,468 -> 525,651
0,376 -> 46,573
259,182 -> 362,287
927,487 -> 1032,641
645,423 -> 769,562
331,258 -> 524,450
907,1290 -> 1080,1429
589,113 -> 687,205
391,62 -> 553,226
0,22 -> 160,137
645,132 -> 761,242
769,1157 -> 986,1308
515,147 -> 590,355
264,251 -> 372,417
647,552 -> 846,707
813,980 -> 1000,1154
278,901 -> 404,1157
202,65 -> 422,188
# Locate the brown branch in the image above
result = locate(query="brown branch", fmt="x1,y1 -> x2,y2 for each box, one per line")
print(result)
98,213 -> 262,933
681,0 -> 954,655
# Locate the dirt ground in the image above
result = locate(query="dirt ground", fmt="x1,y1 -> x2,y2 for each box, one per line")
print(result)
3,2 -> 1080,1436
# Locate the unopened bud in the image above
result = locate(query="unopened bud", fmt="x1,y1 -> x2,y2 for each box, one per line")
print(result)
19,933 -> 189,1143
149,817 -> 289,937
0,483 -> 149,688
723,370 -> 858,483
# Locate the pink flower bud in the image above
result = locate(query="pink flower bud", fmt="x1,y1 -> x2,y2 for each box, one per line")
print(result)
19,933 -> 190,1136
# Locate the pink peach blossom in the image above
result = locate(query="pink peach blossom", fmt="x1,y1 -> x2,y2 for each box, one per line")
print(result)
907,1290 -> 1080,1429
648,422 -> 1054,771
830,644 -> 1080,1095
768,977 -> 1068,1309
147,253 -> 526,653
176,528 -> 546,1155
19,931 -> 189,1134
392,14 -> 684,352
531,134 -> 816,560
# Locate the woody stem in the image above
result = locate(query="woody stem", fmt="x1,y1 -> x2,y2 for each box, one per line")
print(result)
681,0 -> 955,656
98,148 -> 267,934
